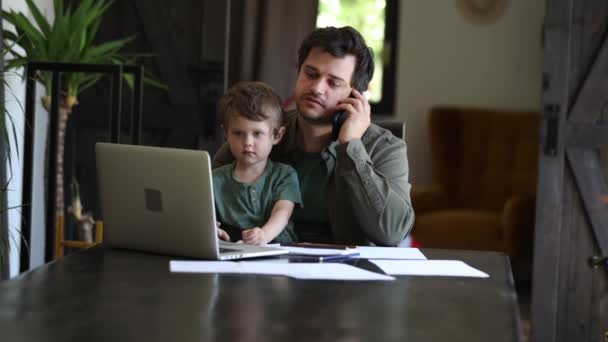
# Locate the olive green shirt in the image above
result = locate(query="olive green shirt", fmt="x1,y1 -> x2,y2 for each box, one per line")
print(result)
212,110 -> 415,246
212,161 -> 303,243
291,150 -> 332,243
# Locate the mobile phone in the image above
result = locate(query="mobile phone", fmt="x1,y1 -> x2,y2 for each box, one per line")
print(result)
331,110 -> 348,141
331,87 -> 364,141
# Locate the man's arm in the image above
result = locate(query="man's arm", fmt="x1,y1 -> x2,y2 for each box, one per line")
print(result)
335,136 -> 415,246
242,200 -> 295,245
332,90 -> 414,246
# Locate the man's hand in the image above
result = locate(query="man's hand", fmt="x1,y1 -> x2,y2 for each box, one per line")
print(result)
335,88 -> 371,144
242,227 -> 269,245
216,221 -> 230,241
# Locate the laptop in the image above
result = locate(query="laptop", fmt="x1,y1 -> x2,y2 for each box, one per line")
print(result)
95,142 -> 289,260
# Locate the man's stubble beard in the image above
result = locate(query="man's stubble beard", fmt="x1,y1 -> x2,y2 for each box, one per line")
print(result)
296,104 -> 334,126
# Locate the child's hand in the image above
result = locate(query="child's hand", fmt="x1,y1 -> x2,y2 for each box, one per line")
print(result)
216,221 -> 230,241
242,227 -> 269,245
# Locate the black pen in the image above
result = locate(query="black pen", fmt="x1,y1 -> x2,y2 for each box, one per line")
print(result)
288,253 -> 360,262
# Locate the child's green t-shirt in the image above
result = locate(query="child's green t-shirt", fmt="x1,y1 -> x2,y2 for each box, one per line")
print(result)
212,160 -> 303,243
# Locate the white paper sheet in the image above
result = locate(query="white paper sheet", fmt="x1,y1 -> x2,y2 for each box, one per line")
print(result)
369,260 -> 489,278
354,246 -> 427,260
170,261 -> 395,281
286,263 -> 394,281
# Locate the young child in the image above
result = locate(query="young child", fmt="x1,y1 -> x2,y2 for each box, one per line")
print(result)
213,81 -> 302,245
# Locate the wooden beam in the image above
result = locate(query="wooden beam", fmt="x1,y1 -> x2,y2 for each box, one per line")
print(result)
569,31 -> 608,122
567,148 -> 608,256
530,0 -> 574,340
565,122 -> 608,148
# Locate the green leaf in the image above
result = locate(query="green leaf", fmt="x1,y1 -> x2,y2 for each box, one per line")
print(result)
143,75 -> 168,91
12,26 -> 36,57
83,15 -> 102,49
2,31 -> 26,60
47,12 -> 69,60
72,0 -> 96,20
3,109 -> 20,169
2,29 -> 20,43
77,74 -> 103,95
2,10 -> 18,26
1,79 -> 24,170
9,12 -> 45,47
144,69 -> 168,90
24,0 -> 51,36
53,0 -> 63,22
5,58 -> 28,70
3,14 -> 32,54
83,36 -> 134,62
69,0 -> 105,46
122,73 -> 134,88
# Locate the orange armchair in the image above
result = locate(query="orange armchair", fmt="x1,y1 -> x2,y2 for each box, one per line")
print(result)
411,107 -> 539,262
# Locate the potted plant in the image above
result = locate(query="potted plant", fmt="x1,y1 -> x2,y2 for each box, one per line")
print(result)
2,0 -> 164,244
0,99 -> 15,278
0,61 -> 23,279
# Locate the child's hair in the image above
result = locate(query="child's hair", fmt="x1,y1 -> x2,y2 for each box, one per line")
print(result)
219,81 -> 284,135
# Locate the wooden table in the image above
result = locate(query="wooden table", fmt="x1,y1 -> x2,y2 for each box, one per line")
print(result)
0,246 -> 522,341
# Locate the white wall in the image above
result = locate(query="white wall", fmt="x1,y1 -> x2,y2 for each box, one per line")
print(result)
3,0 -> 54,278
396,0 -> 545,186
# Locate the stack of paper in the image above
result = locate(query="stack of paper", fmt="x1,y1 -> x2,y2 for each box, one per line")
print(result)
170,246 -> 489,280
354,246 -> 427,260
369,260 -> 489,278
170,261 -> 395,281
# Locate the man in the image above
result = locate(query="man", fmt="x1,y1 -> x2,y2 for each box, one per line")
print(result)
213,26 -> 414,246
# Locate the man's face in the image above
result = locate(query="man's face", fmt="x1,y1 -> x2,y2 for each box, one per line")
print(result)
295,47 -> 356,124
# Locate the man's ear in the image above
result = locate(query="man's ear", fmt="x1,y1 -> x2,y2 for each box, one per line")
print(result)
273,126 -> 286,144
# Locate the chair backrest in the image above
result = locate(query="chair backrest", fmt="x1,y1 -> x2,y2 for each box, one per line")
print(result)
429,107 -> 540,210
374,120 -> 405,140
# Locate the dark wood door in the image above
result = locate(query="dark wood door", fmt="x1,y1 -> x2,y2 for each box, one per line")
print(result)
531,1 -> 608,341
76,0 -> 228,149
63,0 -> 229,240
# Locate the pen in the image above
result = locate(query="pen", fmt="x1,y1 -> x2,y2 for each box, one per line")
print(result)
288,253 -> 360,262
282,242 -> 358,250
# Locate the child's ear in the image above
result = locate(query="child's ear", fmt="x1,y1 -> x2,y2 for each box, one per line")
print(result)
273,126 -> 286,144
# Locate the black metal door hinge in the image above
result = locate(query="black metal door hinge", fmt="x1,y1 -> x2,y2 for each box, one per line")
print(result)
587,255 -> 608,271
544,104 -> 560,156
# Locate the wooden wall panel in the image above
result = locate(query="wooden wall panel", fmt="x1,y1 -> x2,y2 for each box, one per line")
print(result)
533,1 -> 608,341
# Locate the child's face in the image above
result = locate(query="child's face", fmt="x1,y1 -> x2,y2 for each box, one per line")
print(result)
226,115 -> 283,168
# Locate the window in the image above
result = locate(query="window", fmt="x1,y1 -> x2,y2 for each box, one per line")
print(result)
317,0 -> 398,115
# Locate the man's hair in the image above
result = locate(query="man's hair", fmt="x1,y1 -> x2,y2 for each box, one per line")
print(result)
219,81 -> 284,134
297,26 -> 374,92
